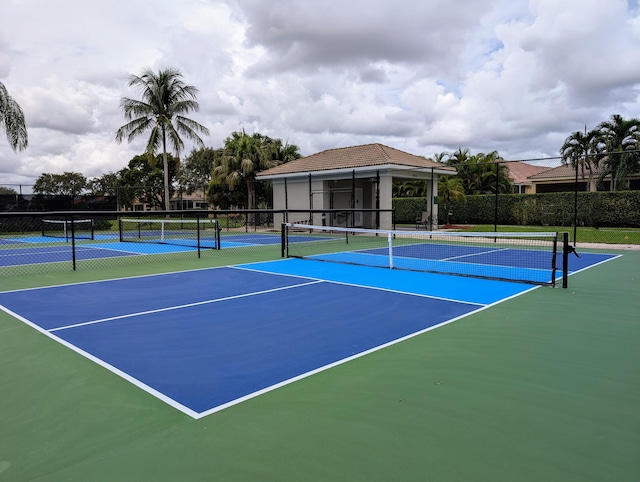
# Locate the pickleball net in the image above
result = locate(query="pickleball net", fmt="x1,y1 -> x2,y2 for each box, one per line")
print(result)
282,223 -> 567,286
42,218 -> 95,241
119,217 -> 220,250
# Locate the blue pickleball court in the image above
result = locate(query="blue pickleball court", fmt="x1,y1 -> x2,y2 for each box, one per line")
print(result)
0,250 -> 617,418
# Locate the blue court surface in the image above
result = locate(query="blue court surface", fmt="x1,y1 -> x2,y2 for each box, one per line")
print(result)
219,233 -> 332,248
0,233 -> 326,267
0,252 -> 618,418
0,242 -> 196,267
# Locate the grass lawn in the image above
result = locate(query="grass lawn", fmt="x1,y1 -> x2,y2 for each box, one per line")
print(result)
398,223 -> 640,245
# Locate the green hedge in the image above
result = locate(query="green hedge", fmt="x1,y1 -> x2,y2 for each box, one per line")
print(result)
392,198 -> 430,224
393,191 -> 640,227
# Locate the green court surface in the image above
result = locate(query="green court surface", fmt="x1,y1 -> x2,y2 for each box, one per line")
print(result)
0,248 -> 638,481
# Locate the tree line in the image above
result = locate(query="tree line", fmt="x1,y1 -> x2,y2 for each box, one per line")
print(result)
560,114 -> 640,191
394,114 -> 640,210
2,68 -> 300,210
21,132 -> 300,210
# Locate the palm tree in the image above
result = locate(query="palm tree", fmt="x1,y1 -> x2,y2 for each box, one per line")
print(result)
0,81 -> 28,152
437,176 -> 465,226
213,131 -> 299,212
271,138 -> 302,165
116,67 -> 210,210
560,128 -> 599,191
593,114 -> 640,191
446,147 -> 472,166
447,150 -> 512,195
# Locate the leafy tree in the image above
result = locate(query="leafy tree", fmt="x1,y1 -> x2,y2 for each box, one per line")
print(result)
117,153 -> 178,210
178,147 -> 222,195
437,176 -> 466,225
560,128 -> 599,190
88,172 -> 120,196
212,131 -> 300,211
116,67 -> 210,210
0,186 -> 18,195
593,114 -> 640,191
0,81 -> 28,152
206,182 -> 247,210
33,172 -> 88,196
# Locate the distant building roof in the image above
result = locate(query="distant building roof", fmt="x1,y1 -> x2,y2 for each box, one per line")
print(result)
506,161 -> 552,185
257,143 -> 455,178
527,163 -> 604,181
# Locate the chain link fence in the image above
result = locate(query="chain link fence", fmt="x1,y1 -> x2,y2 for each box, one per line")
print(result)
0,208 -> 393,278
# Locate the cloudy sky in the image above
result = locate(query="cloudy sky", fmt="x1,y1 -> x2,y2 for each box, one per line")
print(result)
1,0 -> 639,188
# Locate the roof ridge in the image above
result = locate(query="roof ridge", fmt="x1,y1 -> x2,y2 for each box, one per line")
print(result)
307,143 -> 382,156
256,143 -> 455,177
375,143 -> 391,161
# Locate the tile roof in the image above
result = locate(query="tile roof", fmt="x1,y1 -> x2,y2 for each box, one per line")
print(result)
528,163 -> 604,180
506,161 -> 552,184
257,143 -> 455,177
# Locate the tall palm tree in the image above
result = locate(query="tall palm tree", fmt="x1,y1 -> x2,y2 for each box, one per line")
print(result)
0,81 -> 28,152
213,131 -> 299,212
593,114 -> 640,191
116,67 -> 210,210
560,128 -> 599,191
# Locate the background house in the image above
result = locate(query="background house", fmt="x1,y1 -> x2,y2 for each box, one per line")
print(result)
505,161 -> 551,193
527,164 -> 640,192
257,143 -> 455,229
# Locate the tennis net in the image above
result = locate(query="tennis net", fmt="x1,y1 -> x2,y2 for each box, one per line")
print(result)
42,218 -> 95,241
119,217 -> 220,250
282,223 -> 565,286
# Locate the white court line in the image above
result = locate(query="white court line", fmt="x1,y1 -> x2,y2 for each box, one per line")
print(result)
0,303 -> 202,419
193,285 -> 539,419
0,247 -> 71,258
231,264 -> 486,307
0,265 -> 235,294
441,247 -> 510,261
49,280 -> 323,332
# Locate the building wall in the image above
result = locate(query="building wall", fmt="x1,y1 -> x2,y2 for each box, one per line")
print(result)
268,170 -> 444,231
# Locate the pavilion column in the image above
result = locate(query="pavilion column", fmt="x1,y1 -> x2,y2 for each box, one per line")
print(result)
378,173 -> 393,229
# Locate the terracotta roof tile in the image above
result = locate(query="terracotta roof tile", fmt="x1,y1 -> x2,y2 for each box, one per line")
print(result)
257,143 -> 454,177
528,163 -> 604,180
506,161 -> 552,184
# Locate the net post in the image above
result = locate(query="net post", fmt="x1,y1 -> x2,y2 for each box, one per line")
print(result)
70,217 -> 77,271
562,232 -> 569,289
550,232 -> 558,287
388,231 -> 394,269
118,218 -> 124,242
281,223 -> 287,258
216,218 -> 221,250
196,216 -> 201,258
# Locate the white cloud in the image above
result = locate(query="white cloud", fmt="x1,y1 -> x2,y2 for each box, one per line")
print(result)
1,0 -> 639,187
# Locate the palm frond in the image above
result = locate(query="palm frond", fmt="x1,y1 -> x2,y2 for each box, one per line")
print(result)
0,82 -> 28,151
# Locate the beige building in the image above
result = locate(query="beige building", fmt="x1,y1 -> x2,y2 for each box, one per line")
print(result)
506,161 -> 551,194
527,164 -> 640,192
257,143 -> 455,230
